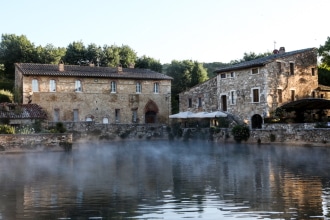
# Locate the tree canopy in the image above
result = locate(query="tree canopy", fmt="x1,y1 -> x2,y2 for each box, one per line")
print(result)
165,60 -> 208,113
318,37 -> 330,86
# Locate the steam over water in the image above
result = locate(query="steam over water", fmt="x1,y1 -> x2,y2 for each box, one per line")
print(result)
0,141 -> 330,219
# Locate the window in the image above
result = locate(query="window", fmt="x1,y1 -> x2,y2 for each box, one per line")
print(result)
188,98 -> 192,108
75,80 -> 82,92
230,91 -> 236,105
220,73 -> 226,79
252,88 -> 259,103
73,109 -> 79,122
277,89 -> 283,103
102,117 -> 109,124
153,82 -> 159,93
252,68 -> 259,74
132,109 -> 138,123
277,62 -> 282,73
311,68 -> 315,76
53,109 -> 60,122
290,63 -> 294,75
321,94 -> 324,98
291,90 -> 295,101
49,79 -> 56,92
32,79 -> 39,92
230,72 -> 235,78
198,97 -> 202,107
111,81 -> 117,93
312,91 -> 316,98
115,109 -> 120,123
136,82 -> 142,93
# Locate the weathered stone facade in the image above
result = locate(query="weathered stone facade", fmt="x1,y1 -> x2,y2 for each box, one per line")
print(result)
0,133 -> 72,152
15,63 -> 172,124
179,77 -> 218,112
179,48 -> 318,128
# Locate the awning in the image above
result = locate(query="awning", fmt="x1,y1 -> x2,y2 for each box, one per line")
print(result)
169,111 -> 227,119
169,111 -> 193,119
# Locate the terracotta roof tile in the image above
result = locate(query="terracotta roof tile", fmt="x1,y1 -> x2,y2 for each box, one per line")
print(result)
214,48 -> 316,73
15,63 -> 173,80
0,103 -> 47,119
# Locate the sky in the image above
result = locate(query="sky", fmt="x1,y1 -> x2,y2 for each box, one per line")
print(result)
0,0 -> 329,64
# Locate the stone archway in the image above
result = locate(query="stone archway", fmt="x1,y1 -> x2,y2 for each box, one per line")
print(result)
144,100 -> 159,123
251,114 -> 262,129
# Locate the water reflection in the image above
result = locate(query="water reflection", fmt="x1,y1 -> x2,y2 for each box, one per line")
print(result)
0,141 -> 329,219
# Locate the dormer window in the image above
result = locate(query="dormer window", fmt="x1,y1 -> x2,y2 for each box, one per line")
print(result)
251,68 -> 259,74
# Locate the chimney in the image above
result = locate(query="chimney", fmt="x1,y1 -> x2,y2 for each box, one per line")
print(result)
128,63 -> 135,68
273,49 -> 279,54
117,64 -> 123,73
58,61 -> 64,72
279,47 -> 285,54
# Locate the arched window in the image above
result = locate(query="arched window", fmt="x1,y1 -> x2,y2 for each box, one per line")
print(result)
102,117 -> 109,124
32,79 -> 39,92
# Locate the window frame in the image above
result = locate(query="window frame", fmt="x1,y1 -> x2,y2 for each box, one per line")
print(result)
136,82 -> 142,93
198,97 -> 202,107
32,79 -> 39,92
110,81 -> 117,93
220,73 -> 226,79
277,89 -> 283,103
251,68 -> 259,75
311,67 -> 315,76
75,80 -> 82,92
153,82 -> 159,93
230,90 -> 236,105
188,98 -> 192,108
73,109 -> 79,122
289,62 -> 294,75
49,79 -> 56,92
252,87 -> 260,103
290,89 -> 295,101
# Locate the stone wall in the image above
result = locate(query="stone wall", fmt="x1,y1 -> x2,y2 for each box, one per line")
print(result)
212,123 -> 330,146
0,133 -> 72,153
18,74 -> 171,124
48,121 -> 169,142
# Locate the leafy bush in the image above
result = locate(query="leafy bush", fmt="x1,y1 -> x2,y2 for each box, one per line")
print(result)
16,125 -> 35,134
0,124 -> 15,134
56,122 -> 67,133
0,90 -> 13,103
231,124 -> 250,142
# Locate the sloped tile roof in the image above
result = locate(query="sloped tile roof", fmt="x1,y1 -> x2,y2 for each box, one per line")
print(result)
15,63 -> 173,80
316,84 -> 330,91
214,48 -> 316,73
0,103 -> 47,119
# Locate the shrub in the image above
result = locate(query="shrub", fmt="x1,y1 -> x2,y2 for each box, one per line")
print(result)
16,125 -> 35,134
56,122 -> 67,133
231,124 -> 250,142
0,124 -> 15,134
0,90 -> 13,103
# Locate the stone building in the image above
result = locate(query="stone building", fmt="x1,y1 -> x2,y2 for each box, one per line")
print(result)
15,63 -> 172,124
179,47 -> 318,128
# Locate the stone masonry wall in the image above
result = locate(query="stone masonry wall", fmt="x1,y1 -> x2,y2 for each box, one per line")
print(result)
0,133 -> 73,153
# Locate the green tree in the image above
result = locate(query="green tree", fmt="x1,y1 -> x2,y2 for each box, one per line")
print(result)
34,44 -> 66,64
63,41 -> 87,65
165,60 -> 208,113
85,43 -> 103,66
318,63 -> 330,86
135,55 -> 162,72
203,62 -> 230,78
102,45 -> 120,67
0,34 -> 35,79
319,36 -> 330,66
190,61 -> 208,87
230,51 -> 271,64
119,45 -> 137,68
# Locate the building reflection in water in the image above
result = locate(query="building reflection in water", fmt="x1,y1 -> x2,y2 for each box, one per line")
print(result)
0,142 -> 329,219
